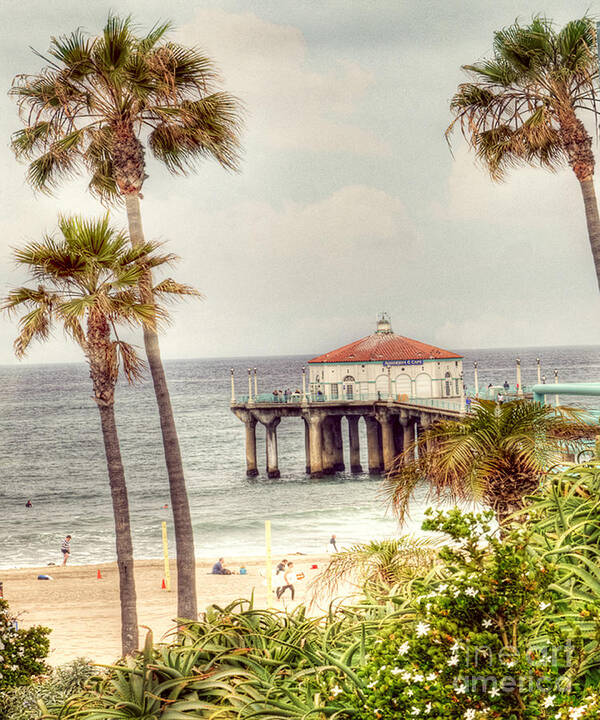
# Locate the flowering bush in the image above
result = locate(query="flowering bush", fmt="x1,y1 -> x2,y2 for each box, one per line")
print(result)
0,598 -> 50,690
349,509 -> 597,720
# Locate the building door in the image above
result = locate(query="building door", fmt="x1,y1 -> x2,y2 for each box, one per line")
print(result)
343,375 -> 355,400
395,373 -> 411,399
375,374 -> 388,400
415,373 -> 432,398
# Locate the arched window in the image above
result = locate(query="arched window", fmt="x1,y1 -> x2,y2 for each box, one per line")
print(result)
343,375 -> 355,382
444,371 -> 451,396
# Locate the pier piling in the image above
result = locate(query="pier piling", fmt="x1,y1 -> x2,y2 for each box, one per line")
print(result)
347,416 -> 362,473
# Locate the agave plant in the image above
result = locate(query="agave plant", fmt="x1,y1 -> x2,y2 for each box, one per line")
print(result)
522,463 -> 600,682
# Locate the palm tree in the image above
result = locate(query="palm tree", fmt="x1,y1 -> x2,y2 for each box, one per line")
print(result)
10,15 -> 243,620
2,215 -> 198,655
309,537 -> 441,603
383,399 -> 597,526
447,16 -> 600,289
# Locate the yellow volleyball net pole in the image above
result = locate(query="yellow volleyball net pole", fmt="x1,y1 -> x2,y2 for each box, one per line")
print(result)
162,521 -> 171,592
265,520 -> 273,609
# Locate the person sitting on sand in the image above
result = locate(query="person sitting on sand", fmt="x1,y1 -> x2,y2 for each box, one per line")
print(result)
61,535 -> 71,566
276,561 -> 295,601
211,557 -> 232,575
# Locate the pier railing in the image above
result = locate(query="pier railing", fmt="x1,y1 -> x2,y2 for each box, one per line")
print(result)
235,392 -> 464,412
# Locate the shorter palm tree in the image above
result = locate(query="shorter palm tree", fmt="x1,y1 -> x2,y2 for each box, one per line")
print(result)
383,399 -> 598,526
2,215 -> 198,656
309,537 -> 441,603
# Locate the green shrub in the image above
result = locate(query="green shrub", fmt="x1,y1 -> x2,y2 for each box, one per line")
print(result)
0,659 -> 95,720
347,509 -> 597,720
0,598 -> 50,690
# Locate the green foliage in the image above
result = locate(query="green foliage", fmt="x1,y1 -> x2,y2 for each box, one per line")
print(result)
310,536 -> 442,600
384,399 -> 596,525
345,509 -> 597,720
524,462 -> 600,683
0,598 -> 50,691
447,15 -> 598,180
0,659 -> 95,720
11,14 -> 243,201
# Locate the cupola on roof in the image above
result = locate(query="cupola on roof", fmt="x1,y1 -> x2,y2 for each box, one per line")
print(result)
309,315 -> 463,364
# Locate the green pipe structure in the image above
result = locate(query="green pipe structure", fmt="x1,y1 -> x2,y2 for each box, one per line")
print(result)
532,383 -> 600,405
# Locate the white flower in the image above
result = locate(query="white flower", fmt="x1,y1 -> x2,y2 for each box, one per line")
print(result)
415,622 -> 430,637
543,696 -> 555,708
465,587 -> 478,597
331,686 -> 342,697
379,665 -> 387,673
437,583 -> 448,592
482,619 -> 493,628
406,689 -> 414,697
489,687 -> 500,698
410,707 -> 420,716
413,673 -> 424,682
505,660 -> 515,668
401,670 -> 412,681
464,710 -> 476,720
426,672 -> 436,681
391,667 -> 402,676
569,707 -> 588,720
451,641 -> 461,652
398,641 -> 410,656
367,680 -> 377,689
456,683 -> 467,694
425,703 -> 432,714
447,656 -> 459,666
540,601 -> 551,611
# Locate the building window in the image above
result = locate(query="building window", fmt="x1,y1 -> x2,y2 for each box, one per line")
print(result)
455,379 -> 459,394
331,384 -> 339,399
343,375 -> 355,382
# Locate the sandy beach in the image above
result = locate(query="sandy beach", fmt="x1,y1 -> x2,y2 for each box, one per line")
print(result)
1,554 -> 332,666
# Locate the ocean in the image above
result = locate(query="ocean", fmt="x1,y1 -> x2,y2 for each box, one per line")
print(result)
2,345 -> 599,569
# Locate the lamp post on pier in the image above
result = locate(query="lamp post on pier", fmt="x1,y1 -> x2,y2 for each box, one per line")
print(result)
536,357 -> 541,384
301,366 -> 307,404
473,361 -> 479,397
230,368 -> 235,404
254,367 -> 258,397
554,369 -> 559,407
516,357 -> 522,395
459,370 -> 465,413
247,368 -> 254,405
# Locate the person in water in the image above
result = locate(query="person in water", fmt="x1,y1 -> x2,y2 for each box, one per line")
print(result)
25,499 -> 32,508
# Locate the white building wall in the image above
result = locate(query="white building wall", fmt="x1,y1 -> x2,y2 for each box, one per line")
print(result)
308,358 -> 463,399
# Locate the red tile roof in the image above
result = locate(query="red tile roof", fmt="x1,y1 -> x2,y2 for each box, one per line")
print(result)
309,333 -> 462,363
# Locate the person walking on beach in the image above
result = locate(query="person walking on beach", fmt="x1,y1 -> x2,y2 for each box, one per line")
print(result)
61,535 -> 71,566
329,534 -> 338,552
276,561 -> 295,601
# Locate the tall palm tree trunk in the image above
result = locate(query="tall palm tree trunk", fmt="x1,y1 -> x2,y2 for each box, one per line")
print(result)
578,178 -> 600,291
124,193 -> 198,620
97,402 -> 139,655
558,108 -> 600,291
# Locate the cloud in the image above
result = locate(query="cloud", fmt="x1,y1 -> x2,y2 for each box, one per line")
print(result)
177,8 -> 387,155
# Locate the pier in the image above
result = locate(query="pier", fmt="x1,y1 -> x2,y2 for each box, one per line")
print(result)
229,316 -> 568,479
231,373 -> 463,479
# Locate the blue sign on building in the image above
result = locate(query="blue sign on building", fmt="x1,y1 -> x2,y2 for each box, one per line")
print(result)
382,359 -> 424,367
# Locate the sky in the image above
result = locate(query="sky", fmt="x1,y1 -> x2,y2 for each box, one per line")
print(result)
1,0 -> 600,365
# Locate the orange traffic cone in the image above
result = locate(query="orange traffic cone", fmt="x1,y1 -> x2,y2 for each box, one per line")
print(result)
161,578 -> 167,590
97,569 -> 102,580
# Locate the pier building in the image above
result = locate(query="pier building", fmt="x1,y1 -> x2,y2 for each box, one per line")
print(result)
231,316 -> 465,480
308,313 -> 463,401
